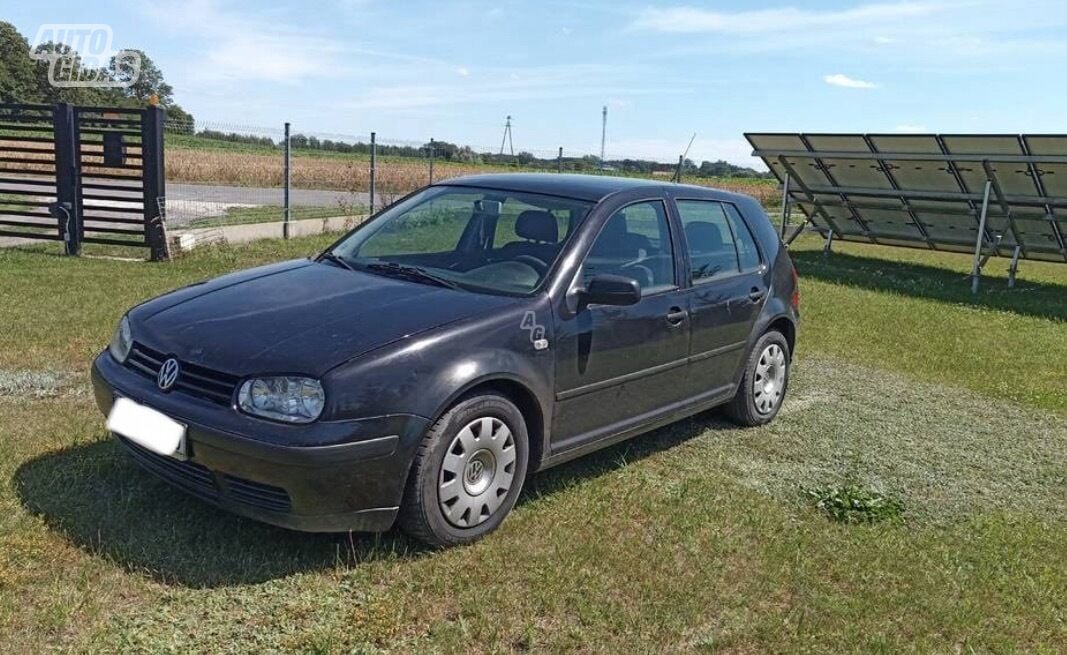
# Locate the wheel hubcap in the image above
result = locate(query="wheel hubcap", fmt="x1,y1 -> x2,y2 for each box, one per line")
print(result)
439,417 -> 516,528
753,344 -> 787,415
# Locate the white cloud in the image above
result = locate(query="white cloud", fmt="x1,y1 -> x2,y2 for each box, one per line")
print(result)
824,73 -> 879,89
345,65 -> 691,113
140,0 -> 346,83
456,67 -> 470,77
895,124 -> 928,133
631,2 -> 940,34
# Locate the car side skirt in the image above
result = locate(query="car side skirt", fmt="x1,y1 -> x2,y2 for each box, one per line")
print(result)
540,382 -> 736,469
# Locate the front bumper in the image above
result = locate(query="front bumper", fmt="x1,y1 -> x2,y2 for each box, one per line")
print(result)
92,352 -> 430,533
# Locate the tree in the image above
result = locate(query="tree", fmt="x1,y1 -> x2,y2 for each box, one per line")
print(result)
165,104 -> 196,134
109,49 -> 173,104
31,41 -> 114,105
0,21 -> 39,102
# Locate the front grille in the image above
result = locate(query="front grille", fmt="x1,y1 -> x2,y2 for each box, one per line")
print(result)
121,438 -> 220,503
125,343 -> 239,406
119,438 -> 292,514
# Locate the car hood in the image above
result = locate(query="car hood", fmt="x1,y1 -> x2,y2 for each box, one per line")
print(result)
131,259 -> 519,377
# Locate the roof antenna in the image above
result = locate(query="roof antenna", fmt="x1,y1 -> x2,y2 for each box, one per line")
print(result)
673,133 -> 697,183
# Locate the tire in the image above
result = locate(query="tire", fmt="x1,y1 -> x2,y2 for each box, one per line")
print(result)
398,393 -> 529,548
724,330 -> 791,427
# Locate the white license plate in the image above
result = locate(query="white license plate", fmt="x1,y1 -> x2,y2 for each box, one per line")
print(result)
107,397 -> 187,460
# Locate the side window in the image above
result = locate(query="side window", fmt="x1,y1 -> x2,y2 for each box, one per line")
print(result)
677,200 -> 740,282
725,204 -> 762,272
583,201 -> 676,293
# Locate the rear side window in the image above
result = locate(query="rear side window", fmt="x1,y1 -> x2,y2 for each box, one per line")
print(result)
677,200 -> 762,282
725,204 -> 762,272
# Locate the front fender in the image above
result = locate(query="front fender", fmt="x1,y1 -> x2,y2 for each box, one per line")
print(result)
323,297 -> 555,430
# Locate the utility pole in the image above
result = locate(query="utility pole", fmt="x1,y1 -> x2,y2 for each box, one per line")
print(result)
600,105 -> 607,168
283,121 -> 291,239
499,115 -> 514,156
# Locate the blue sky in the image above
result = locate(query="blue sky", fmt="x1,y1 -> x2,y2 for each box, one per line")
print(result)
8,0 -> 1067,167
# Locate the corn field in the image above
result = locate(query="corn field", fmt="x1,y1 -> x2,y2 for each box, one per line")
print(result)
166,148 -> 780,206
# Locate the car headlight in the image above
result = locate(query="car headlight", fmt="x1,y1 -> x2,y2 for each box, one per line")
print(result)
237,377 -> 325,423
108,315 -> 133,364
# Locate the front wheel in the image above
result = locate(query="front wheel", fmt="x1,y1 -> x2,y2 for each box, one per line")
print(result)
398,393 -> 529,548
724,330 -> 791,427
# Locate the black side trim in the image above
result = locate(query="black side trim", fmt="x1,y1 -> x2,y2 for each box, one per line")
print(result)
555,356 -> 688,401
554,341 -> 747,401
688,340 -> 746,363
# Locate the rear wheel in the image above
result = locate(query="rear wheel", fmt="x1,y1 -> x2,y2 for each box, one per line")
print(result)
725,330 -> 791,427
398,393 -> 529,548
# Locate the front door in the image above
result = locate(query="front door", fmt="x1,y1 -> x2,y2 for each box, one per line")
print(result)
551,199 -> 691,451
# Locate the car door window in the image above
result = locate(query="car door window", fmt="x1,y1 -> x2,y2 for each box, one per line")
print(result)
677,200 -> 743,283
583,201 -> 676,293
725,204 -> 762,272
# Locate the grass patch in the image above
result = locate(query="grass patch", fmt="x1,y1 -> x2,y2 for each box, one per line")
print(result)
790,233 -> 1067,413
805,483 -> 906,524
1,233 -> 1066,652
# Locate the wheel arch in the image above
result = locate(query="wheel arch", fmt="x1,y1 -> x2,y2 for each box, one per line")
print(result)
435,374 -> 547,474
766,315 -> 796,358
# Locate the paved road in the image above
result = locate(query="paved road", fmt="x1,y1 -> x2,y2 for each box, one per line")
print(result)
1,181 -> 374,246
168,183 -> 372,224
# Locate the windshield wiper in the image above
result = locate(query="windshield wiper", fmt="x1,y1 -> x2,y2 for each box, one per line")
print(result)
318,251 -> 355,272
365,262 -> 460,289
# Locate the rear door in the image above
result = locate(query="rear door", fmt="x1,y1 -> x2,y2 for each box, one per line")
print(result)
674,199 -> 768,393
551,199 -> 691,450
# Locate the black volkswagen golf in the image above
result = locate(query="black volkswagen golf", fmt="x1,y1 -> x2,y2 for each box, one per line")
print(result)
92,174 -> 799,547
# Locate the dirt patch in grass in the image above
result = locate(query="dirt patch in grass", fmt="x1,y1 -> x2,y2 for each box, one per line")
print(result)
0,370 -> 79,398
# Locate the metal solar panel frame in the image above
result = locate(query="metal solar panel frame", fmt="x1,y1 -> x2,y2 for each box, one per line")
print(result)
745,132 -> 1067,291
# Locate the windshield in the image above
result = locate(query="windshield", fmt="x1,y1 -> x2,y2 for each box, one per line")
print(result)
329,186 -> 594,295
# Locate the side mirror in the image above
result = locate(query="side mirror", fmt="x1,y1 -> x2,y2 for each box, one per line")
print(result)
581,274 -> 642,307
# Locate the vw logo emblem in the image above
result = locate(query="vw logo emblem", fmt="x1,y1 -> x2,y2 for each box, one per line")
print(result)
466,460 -> 484,484
157,358 -> 181,391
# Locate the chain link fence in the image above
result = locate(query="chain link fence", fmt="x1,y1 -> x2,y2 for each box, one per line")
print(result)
161,116 -> 778,242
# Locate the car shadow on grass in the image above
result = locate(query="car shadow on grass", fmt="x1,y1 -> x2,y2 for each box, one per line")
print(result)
13,412 -> 733,589
792,250 -> 1067,322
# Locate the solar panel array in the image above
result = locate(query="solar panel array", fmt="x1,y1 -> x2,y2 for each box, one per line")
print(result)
745,133 -> 1067,263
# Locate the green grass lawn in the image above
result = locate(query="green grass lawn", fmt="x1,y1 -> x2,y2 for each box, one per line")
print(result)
0,235 -> 1065,653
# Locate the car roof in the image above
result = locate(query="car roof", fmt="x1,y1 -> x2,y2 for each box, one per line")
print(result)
437,173 -> 743,203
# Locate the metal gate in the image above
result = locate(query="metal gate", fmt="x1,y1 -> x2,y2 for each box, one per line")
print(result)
0,102 -> 167,260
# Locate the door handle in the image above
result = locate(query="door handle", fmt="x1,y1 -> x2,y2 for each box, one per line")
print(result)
748,288 -> 767,303
666,307 -> 688,326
